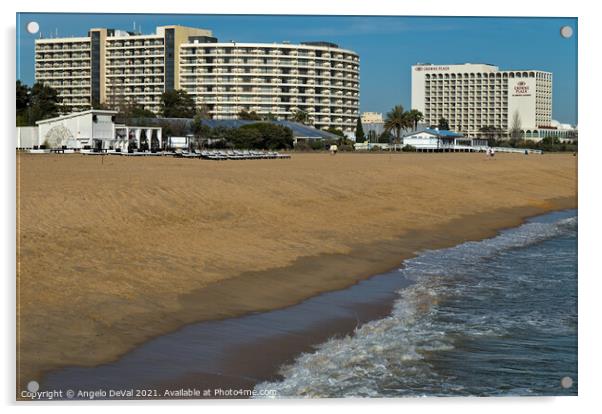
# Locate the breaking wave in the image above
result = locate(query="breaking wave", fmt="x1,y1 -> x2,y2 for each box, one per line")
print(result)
254,213 -> 577,398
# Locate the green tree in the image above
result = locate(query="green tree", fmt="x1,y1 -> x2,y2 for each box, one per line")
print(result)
229,126 -> 263,149
16,81 -> 30,126
355,117 -> 365,142
377,131 -> 391,144
18,82 -> 62,126
406,109 -> 424,130
233,123 -> 294,149
238,109 -> 261,120
114,101 -> 156,125
263,123 -> 294,149
159,89 -> 196,118
479,125 -> 505,146
437,117 -> 450,130
191,114 -> 211,149
367,130 -> 377,143
206,126 -> 231,149
326,126 -> 345,137
130,106 -> 157,119
384,105 -> 406,145
263,112 -> 277,121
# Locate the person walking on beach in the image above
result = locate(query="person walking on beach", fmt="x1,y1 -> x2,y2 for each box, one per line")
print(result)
486,147 -> 491,159
329,144 -> 338,156
491,148 -> 496,158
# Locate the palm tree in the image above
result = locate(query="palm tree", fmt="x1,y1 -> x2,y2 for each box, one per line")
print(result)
406,109 -> 424,130
384,105 -> 406,148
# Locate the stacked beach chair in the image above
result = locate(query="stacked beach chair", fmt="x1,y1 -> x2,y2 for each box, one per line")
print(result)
67,148 -> 291,160
197,150 -> 291,161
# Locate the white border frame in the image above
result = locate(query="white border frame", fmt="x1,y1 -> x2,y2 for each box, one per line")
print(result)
3,1 -> 599,413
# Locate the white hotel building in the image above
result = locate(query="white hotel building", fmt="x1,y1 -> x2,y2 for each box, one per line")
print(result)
179,41 -> 359,130
411,63 -> 552,138
35,25 -> 360,132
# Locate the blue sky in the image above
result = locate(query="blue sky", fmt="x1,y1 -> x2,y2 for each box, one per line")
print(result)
16,13 -> 578,124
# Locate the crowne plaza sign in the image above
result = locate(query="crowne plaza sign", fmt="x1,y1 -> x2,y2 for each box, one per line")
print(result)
415,66 -> 450,72
512,80 -> 531,96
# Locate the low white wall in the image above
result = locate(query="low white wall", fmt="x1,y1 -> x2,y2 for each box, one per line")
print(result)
16,127 -> 40,148
354,142 -> 390,151
403,134 -> 440,149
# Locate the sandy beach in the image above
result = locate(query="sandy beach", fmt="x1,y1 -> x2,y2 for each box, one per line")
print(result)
16,152 -> 577,389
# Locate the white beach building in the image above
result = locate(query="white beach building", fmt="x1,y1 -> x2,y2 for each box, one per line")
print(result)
17,109 -> 162,151
403,128 -> 487,151
36,110 -> 117,150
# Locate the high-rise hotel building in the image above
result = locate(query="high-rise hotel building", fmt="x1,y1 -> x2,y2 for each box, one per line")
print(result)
411,63 -> 552,137
34,25 -> 360,131
35,26 -> 213,113
179,41 -> 359,130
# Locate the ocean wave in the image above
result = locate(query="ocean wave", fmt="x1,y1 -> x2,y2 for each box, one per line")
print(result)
254,213 -> 577,398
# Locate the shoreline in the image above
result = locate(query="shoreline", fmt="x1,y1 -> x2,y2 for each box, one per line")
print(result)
177,197 -> 576,326
37,198 -> 576,396
17,153 -> 577,392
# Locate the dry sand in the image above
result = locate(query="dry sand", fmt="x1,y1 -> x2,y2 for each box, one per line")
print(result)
16,152 -> 577,388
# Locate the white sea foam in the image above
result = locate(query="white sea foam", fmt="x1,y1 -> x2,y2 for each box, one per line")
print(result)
254,215 -> 577,398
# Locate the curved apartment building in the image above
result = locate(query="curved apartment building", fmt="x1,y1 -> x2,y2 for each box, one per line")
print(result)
34,26 -> 360,132
179,41 -> 360,131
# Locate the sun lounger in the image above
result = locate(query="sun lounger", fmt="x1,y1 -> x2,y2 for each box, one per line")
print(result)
195,148 -> 291,161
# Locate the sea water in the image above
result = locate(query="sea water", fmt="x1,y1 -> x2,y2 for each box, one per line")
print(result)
255,210 -> 578,397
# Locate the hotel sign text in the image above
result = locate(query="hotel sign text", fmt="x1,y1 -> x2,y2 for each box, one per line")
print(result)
512,81 -> 531,97
415,66 -> 450,72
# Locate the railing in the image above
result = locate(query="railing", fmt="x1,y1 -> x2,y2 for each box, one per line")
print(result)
454,145 -> 543,154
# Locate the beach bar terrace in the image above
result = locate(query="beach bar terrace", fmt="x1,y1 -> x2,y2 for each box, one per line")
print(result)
17,109 -> 162,152
403,128 -> 488,152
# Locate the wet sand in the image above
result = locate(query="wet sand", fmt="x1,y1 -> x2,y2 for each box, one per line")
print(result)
42,257 -> 412,398
16,152 -> 577,391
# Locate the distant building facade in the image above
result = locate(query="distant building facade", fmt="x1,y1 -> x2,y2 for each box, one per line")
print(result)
360,111 -> 384,139
360,112 -> 383,124
411,63 -> 553,138
35,26 -> 360,132
524,120 -> 577,142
